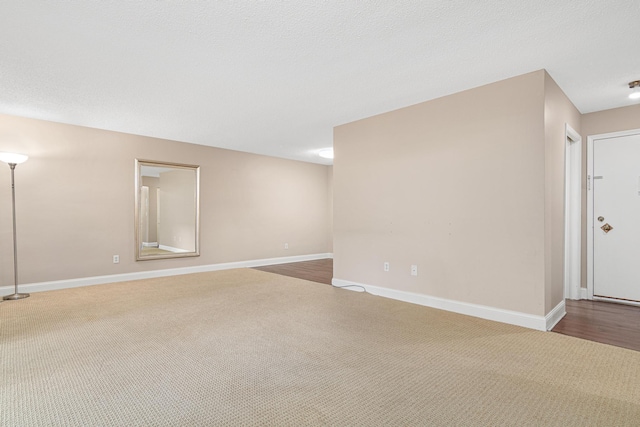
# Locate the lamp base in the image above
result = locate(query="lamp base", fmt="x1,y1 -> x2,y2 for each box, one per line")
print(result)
3,293 -> 30,300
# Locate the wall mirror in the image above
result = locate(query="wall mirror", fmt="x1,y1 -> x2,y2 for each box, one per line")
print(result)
135,159 -> 200,260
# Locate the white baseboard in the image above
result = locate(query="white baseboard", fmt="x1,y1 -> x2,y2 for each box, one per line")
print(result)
332,278 -> 552,331
158,244 -> 190,253
545,300 -> 566,331
0,253 -> 333,295
579,287 -> 588,300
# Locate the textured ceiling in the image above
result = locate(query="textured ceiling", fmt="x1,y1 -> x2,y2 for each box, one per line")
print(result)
1,1 -> 639,164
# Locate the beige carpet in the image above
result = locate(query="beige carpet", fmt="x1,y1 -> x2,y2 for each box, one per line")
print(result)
1,269 -> 639,426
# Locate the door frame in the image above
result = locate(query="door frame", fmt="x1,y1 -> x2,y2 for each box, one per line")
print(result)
586,128 -> 640,301
564,124 -> 582,300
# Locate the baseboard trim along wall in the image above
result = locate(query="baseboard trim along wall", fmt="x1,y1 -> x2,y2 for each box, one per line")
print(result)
0,253 -> 333,295
332,278 -> 565,332
158,244 -> 190,253
545,300 -> 566,331
579,287 -> 588,300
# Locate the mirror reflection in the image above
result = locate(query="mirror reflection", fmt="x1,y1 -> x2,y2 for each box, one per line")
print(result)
135,159 -> 200,260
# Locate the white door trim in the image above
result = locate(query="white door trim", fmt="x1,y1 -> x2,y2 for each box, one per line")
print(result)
586,128 -> 640,300
564,124 -> 582,300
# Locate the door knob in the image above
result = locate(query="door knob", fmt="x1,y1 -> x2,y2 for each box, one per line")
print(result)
601,223 -> 613,233
597,216 -> 605,222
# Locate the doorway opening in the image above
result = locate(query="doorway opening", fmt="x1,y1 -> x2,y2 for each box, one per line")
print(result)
564,124 -> 582,300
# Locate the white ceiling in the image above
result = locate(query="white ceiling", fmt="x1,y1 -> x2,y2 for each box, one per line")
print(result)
1,1 -> 639,165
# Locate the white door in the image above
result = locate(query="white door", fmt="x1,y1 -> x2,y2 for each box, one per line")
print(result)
593,133 -> 640,302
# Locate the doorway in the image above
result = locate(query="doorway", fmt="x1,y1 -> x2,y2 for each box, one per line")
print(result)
587,129 -> 640,305
564,125 -> 582,300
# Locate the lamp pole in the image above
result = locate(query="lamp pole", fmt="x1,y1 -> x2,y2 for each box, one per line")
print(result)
0,152 -> 29,300
4,162 -> 28,300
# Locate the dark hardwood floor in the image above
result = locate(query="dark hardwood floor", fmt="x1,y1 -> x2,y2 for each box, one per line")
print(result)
253,258 -> 333,285
552,299 -> 640,352
253,259 -> 640,352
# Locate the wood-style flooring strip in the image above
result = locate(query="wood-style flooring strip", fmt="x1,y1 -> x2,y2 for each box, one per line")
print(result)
253,258 -> 333,285
253,259 -> 640,352
552,299 -> 640,352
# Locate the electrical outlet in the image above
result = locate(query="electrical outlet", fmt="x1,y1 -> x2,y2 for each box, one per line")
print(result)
384,262 -> 390,272
113,255 -> 120,264
284,243 -> 289,249
411,265 -> 418,276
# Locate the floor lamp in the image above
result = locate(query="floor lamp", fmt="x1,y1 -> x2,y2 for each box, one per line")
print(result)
0,151 -> 29,300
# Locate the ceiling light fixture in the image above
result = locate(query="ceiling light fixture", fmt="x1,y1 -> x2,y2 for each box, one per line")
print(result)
318,148 -> 334,159
629,81 -> 640,100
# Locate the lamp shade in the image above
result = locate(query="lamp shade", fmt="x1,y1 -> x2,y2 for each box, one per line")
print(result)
0,152 -> 28,164
318,148 -> 334,159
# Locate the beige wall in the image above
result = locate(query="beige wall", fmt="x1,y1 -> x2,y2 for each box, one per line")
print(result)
579,104 -> 640,288
582,104 -> 640,136
543,72 -> 581,312
0,113 -> 332,286
334,71 -> 551,316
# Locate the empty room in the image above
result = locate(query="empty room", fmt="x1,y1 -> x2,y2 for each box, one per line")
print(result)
1,2 -> 640,425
